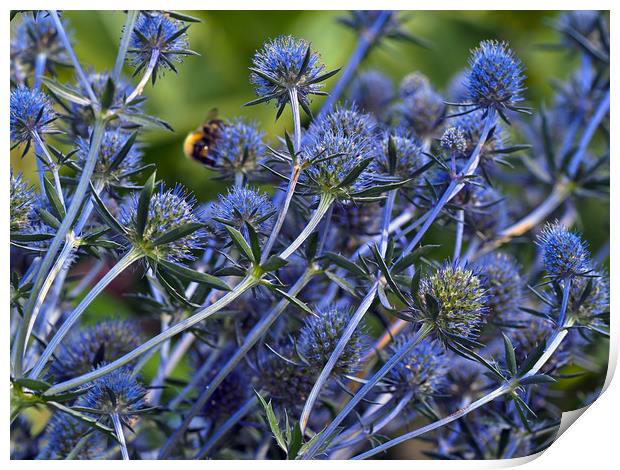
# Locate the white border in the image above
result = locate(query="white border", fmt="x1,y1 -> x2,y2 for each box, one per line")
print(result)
3,3 -> 617,467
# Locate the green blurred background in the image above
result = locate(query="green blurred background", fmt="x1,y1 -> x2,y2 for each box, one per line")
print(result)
13,10 -> 581,199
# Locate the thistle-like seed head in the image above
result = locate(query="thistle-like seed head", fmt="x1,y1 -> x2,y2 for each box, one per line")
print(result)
76,128 -> 142,186
467,40 -> 526,111
302,105 -> 378,197
452,108 -> 505,161
10,172 -> 35,233
394,79 -> 445,139
250,35 -> 326,109
417,263 -> 488,343
476,252 -> 522,323
441,127 -> 467,155
384,333 -> 448,400
10,87 -> 56,145
348,69 -> 394,116
129,12 -> 192,77
80,367 -> 148,418
373,129 -> 427,180
38,413 -> 105,459
11,13 -> 68,75
536,222 -> 591,279
204,186 -> 275,242
49,319 -> 143,382
119,184 -> 206,262
210,118 -> 266,178
297,305 -> 367,376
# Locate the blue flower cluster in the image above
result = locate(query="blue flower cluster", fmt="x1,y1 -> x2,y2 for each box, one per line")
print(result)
9,10 -> 609,462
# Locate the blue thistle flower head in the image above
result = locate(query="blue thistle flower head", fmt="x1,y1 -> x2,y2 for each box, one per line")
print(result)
564,269 -> 609,330
11,13 -> 69,74
10,87 -> 56,145
394,78 -> 445,139
258,345 -> 316,415
384,333 -> 448,400
476,252 -> 522,323
441,126 -> 467,155
119,184 -> 206,262
297,305 -> 367,376
348,69 -> 394,116
68,71 -> 138,138
81,367 -> 148,418
209,118 -> 266,178
249,35 -> 327,110
205,186 -> 275,243
302,105 -> 378,198
10,172 -> 35,233
38,413 -> 105,459
195,361 -> 250,421
76,128 -> 143,185
49,319 -> 143,382
417,262 -> 488,343
536,222 -> 591,279
129,12 -> 192,77
451,107 -> 505,161
466,40 -> 526,111
399,71 -> 431,99
373,129 -> 427,180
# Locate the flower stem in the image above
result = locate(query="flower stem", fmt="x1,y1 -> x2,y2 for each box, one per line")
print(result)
194,396 -> 258,459
319,11 -> 393,116
29,248 -> 144,379
303,324 -> 433,459
12,117 -> 106,377
44,275 -> 258,396
260,88 -> 303,263
280,193 -> 335,260
125,49 -> 159,104
567,89 -> 610,177
299,188 -> 397,432
49,10 -> 98,105
402,111 -> 496,255
351,292 -> 576,460
113,10 -> 139,82
453,208 -> 465,260
111,412 -> 130,460
158,268 -> 316,458
32,130 -> 65,208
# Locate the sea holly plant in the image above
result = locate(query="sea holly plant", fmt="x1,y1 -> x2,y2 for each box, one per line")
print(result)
10,10 -> 609,461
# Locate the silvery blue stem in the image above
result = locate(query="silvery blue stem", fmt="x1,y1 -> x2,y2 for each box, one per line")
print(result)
319,11 -> 393,116
49,10 -> 98,105
125,49 -> 159,104
29,248 -> 144,379
32,130 -> 65,208
158,268 -> 316,458
280,193 -> 335,260
303,324 -> 433,459
32,54 -> 48,190
13,118 -> 106,377
111,412 -> 130,460
113,10 -> 139,82
260,88 -> 303,263
352,288 -> 576,460
454,208 -> 465,261
299,188 -> 397,432
567,89 -> 610,177
44,275 -> 259,395
194,396 -> 258,459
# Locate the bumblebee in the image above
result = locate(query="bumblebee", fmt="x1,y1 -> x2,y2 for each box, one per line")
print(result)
183,109 -> 224,167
